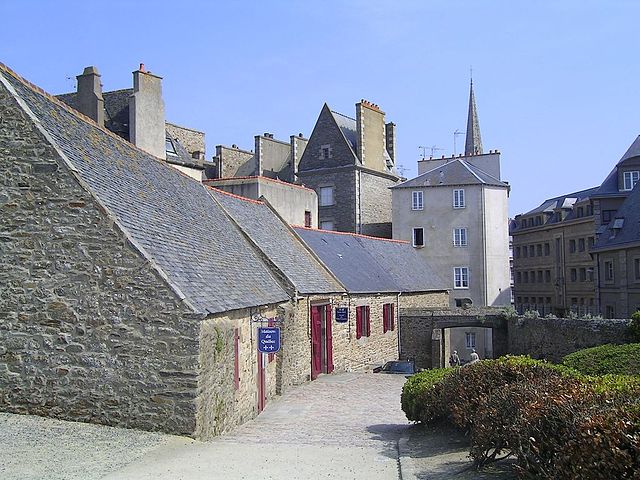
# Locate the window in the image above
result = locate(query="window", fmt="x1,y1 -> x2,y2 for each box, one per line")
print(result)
605,305 -> 615,319
523,246 -> 528,258
453,189 -> 465,208
516,272 -> 522,283
578,238 -> 585,252
515,246 -> 521,258
635,258 -> 640,281
602,210 -> 615,223
535,216 -> 542,226
571,297 -> 578,306
544,243 -> 550,256
304,211 -> 312,228
530,270 -> 536,283
545,270 -> 551,283
546,297 -> 552,304
320,220 -> 334,231
523,271 -> 529,283
577,207 -> 584,218
319,144 -> 332,160
413,227 -> 425,247
165,137 -> 177,156
465,332 -> 476,349
536,244 -> 542,256
569,239 -> 576,253
319,186 -> 334,206
412,191 -> 424,210
586,204 -> 593,216
453,227 -> 468,246
588,237 -> 595,249
454,267 -> 469,288
537,271 -> 543,283
570,268 -> 577,282
588,268 -> 594,282
529,245 -> 535,257
383,303 -> 395,333
623,171 -> 639,190
605,260 -> 614,281
579,268 -> 586,282
356,305 -> 371,339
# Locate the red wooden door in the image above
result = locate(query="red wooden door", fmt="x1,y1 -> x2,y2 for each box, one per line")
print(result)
311,306 -> 322,380
257,351 -> 266,412
325,306 -> 334,373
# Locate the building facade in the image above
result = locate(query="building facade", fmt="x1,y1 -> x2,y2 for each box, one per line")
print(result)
297,101 -> 400,238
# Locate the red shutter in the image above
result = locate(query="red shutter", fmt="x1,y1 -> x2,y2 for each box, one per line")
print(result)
326,306 -> 334,373
356,306 -> 362,339
366,306 -> 371,337
391,303 -> 395,331
234,328 -> 240,390
383,304 -> 388,333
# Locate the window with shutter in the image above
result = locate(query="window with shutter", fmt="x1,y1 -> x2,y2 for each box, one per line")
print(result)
356,306 -> 362,339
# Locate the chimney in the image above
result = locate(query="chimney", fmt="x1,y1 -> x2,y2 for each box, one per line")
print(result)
355,99 -> 387,172
385,122 -> 396,163
129,64 -> 166,158
76,66 -> 104,126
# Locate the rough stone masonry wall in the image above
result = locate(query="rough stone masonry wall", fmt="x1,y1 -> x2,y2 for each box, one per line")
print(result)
0,84 -> 202,435
197,305 -> 279,440
359,170 -> 398,238
507,317 -> 632,363
298,169 -> 357,232
166,123 -> 205,158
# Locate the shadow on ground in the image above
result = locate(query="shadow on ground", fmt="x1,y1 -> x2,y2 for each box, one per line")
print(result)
400,424 -> 517,480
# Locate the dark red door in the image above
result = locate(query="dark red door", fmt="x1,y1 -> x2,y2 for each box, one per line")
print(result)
325,306 -> 334,374
257,351 -> 266,412
311,306 -> 322,380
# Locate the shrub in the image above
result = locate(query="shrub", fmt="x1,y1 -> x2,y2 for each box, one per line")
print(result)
401,368 -> 452,422
562,343 -> 640,376
629,311 -> 640,342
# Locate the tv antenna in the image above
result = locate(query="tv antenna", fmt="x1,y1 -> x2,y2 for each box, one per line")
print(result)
453,129 -> 465,155
396,163 -> 408,177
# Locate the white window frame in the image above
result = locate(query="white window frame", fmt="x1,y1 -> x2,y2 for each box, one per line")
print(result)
453,227 -> 468,247
319,144 -> 332,160
412,227 -> 425,248
411,191 -> 424,210
465,332 -> 476,349
454,267 -> 469,289
453,189 -> 465,208
319,186 -> 334,206
623,171 -> 639,191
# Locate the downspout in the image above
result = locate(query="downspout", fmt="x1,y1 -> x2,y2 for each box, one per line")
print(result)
396,292 -> 402,358
357,169 -> 362,234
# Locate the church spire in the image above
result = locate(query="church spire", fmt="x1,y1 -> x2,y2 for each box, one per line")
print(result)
464,78 -> 483,156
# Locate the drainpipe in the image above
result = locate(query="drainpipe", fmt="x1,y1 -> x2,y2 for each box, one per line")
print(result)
396,292 -> 402,358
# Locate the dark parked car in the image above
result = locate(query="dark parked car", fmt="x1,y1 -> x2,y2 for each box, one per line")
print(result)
373,360 -> 417,376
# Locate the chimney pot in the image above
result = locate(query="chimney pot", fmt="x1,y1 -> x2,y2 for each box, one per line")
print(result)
139,63 -> 145,72
441,155 -> 445,159
232,144 -> 237,149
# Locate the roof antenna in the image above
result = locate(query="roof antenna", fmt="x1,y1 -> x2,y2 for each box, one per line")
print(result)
453,129 -> 465,155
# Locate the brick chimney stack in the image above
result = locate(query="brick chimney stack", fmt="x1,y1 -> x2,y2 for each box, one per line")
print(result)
129,64 -> 166,159
356,99 -> 387,172
76,66 -> 104,126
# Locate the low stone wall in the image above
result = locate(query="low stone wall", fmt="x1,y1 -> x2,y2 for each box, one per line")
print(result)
507,317 -> 632,363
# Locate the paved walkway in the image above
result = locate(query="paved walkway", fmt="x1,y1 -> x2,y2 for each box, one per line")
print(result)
0,373 -> 515,479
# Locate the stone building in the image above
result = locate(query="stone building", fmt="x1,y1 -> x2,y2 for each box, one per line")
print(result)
296,101 -> 401,237
0,63 -> 449,438
57,64 -> 212,181
511,135 -> 640,317
391,81 -> 511,310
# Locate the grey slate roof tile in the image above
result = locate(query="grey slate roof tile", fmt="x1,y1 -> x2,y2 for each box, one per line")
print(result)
293,228 -> 447,294
392,158 -> 508,189
209,189 -> 345,295
2,65 -> 289,315
595,135 -> 640,197
593,181 -> 640,251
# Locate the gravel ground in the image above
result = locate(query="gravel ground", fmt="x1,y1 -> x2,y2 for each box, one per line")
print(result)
0,412 -> 191,480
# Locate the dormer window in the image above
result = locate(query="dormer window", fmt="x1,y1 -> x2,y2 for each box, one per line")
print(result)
623,171 -> 639,190
165,137 -> 177,156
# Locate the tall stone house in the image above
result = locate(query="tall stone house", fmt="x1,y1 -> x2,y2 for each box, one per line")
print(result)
297,100 -> 401,238
56,64 -> 212,181
0,63 -> 448,438
511,135 -> 640,317
392,82 -> 512,310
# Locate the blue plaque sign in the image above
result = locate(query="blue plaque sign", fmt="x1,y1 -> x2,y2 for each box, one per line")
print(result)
335,307 -> 349,323
258,327 -> 281,354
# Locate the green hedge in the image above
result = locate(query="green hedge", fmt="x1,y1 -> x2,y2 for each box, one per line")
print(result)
401,356 -> 640,479
562,343 -> 640,376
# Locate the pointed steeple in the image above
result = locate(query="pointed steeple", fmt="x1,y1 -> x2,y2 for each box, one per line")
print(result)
464,79 -> 483,156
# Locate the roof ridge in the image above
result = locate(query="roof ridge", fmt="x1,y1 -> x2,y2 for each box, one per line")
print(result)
330,109 -> 356,122
292,225 -> 409,244
205,175 -> 316,193
206,186 -> 266,205
459,159 -> 485,183
395,158 -> 463,187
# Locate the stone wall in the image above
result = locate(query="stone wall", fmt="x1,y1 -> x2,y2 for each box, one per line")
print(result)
507,317 -> 632,363
216,145 -> 256,178
359,168 -> 398,238
197,305 -> 279,440
166,122 -> 205,158
400,292 -> 449,309
0,84 -> 202,435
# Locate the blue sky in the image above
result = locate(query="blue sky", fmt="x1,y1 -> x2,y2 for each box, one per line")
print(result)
2,0 -> 638,216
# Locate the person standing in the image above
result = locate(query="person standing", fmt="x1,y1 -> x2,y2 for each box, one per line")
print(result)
449,350 -> 460,367
469,349 -> 480,364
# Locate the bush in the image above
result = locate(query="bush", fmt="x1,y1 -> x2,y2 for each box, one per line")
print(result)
562,343 -> 640,376
402,355 -> 640,479
629,311 -> 640,342
401,368 -> 452,422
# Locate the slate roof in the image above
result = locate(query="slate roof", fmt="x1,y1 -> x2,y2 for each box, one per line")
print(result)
594,135 -> 640,197
292,228 -> 447,294
392,158 -> 508,189
592,182 -> 640,251
1,64 -> 289,315
208,189 -> 345,295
